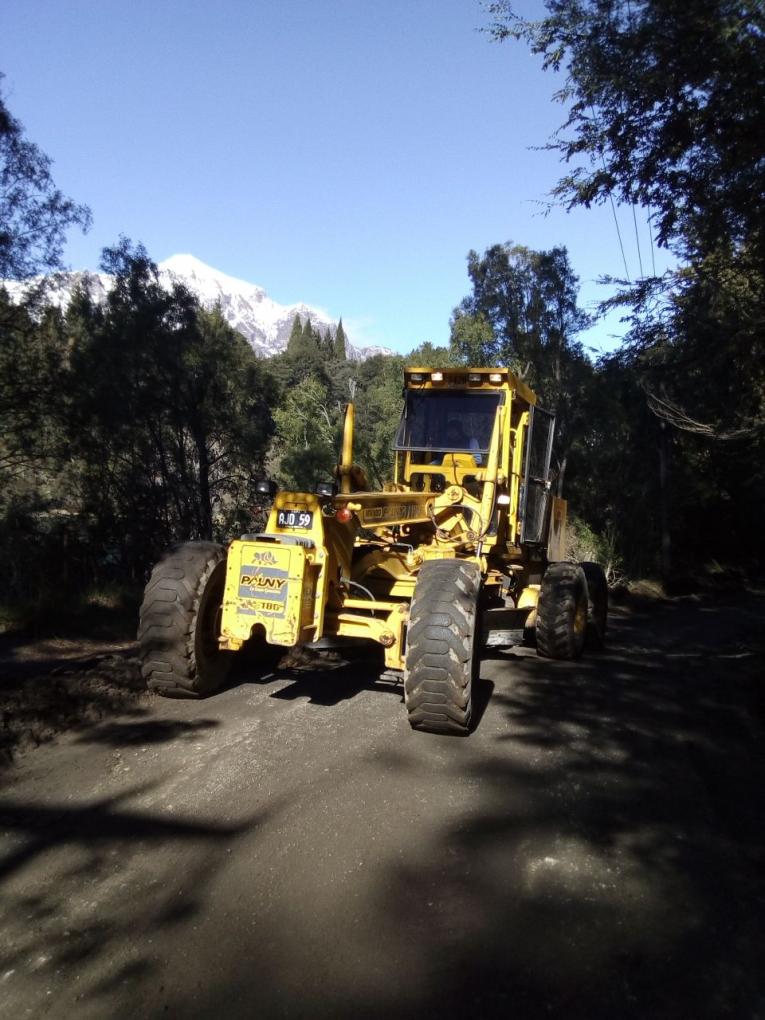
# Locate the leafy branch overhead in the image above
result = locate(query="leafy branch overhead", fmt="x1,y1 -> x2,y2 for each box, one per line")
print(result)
486,0 -> 765,264
488,0 -> 765,455
0,74 -> 91,280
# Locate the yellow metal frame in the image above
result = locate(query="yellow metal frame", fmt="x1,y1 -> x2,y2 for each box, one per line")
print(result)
218,365 -> 559,672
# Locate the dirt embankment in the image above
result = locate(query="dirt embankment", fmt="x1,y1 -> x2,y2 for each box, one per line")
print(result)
0,637 -> 148,764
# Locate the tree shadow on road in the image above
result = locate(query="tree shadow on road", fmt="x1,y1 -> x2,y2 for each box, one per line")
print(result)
357,593 -> 765,1019
4,592 -> 763,1020
74,717 -> 220,747
0,781 -> 286,1016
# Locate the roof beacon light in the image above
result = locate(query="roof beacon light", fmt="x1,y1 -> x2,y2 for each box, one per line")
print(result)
431,371 -> 444,382
335,507 -> 353,524
489,373 -> 503,383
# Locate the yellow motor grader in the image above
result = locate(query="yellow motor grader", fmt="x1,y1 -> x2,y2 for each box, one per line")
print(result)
138,367 -> 607,734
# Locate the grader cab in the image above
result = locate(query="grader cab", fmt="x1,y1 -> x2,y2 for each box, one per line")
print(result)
138,367 -> 607,734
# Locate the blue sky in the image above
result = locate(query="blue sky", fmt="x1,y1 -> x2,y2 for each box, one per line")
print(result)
2,0 -> 666,355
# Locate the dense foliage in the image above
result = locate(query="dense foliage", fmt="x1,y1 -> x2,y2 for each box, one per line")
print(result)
487,0 -> 765,575
487,0 -> 764,263
2,4 -> 764,620
0,75 -> 91,280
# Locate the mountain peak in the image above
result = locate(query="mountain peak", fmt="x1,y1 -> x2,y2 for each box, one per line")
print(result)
4,255 -> 392,361
156,255 -> 393,359
159,254 -> 267,302
160,253 -> 214,276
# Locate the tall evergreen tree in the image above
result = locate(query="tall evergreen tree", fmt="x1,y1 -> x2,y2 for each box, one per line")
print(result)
301,317 -> 315,345
286,313 -> 303,354
333,318 -> 347,361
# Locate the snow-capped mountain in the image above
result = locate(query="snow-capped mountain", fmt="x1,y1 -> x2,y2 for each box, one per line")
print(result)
3,254 -> 392,361
159,255 -> 356,357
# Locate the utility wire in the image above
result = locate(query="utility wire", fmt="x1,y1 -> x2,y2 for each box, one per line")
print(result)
609,190 -> 631,282
632,202 -> 644,278
647,207 -> 657,276
589,102 -> 631,282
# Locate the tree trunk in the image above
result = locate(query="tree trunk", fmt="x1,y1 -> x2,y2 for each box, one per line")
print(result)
194,431 -> 213,540
556,452 -> 568,498
658,423 -> 672,579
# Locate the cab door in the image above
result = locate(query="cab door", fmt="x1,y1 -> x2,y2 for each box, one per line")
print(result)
519,405 -> 556,545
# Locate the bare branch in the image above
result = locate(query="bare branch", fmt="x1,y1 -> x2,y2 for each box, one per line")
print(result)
644,388 -> 762,440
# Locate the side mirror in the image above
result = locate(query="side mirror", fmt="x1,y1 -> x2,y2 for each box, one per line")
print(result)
255,479 -> 278,498
316,480 -> 337,498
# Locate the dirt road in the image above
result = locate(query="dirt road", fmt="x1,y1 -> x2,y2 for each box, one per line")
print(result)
1,591 -> 764,1019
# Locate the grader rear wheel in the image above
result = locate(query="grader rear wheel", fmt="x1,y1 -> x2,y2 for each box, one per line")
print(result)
138,541 -> 232,698
404,559 -> 481,735
536,561 -> 588,660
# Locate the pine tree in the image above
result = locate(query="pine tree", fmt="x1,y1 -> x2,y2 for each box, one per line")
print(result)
276,314 -> 326,384
286,314 -> 303,355
333,318 -> 347,361
301,317 -> 316,346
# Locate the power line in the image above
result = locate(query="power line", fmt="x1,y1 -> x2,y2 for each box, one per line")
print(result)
632,202 -> 644,278
590,103 -> 631,282
609,192 -> 631,282
647,207 -> 657,276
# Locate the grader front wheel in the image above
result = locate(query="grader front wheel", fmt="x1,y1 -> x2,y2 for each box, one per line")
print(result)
404,560 -> 481,735
138,541 -> 232,698
536,561 -> 588,660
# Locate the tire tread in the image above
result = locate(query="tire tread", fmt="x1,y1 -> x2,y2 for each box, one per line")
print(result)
405,559 -> 481,735
536,561 -> 587,661
138,541 -> 230,698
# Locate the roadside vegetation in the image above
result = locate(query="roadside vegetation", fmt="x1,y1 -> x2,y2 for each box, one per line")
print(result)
1,1 -> 763,635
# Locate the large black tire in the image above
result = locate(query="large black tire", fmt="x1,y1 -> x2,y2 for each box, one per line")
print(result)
580,561 -> 608,650
404,559 -> 481,735
138,541 -> 232,698
536,561 -> 587,660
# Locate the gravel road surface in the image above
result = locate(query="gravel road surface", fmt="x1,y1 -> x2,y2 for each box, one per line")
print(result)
1,592 -> 764,1019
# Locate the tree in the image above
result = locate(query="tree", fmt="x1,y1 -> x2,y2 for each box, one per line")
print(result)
287,313 -> 303,352
277,312 -> 327,386
333,318 -> 348,361
449,312 -> 495,367
450,243 -> 593,490
271,376 -> 338,490
352,353 -> 407,486
65,239 -> 275,571
488,1 -> 765,572
487,1 -> 765,265
301,317 -> 317,346
0,75 -> 91,280
487,1 -> 765,435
